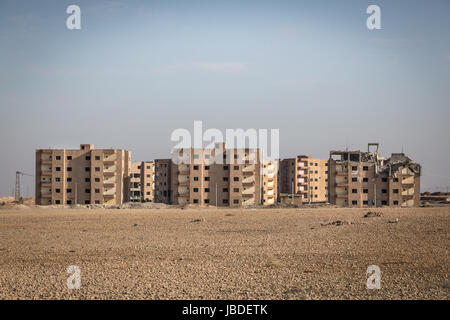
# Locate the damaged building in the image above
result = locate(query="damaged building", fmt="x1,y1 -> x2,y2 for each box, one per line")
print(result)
328,143 -> 421,207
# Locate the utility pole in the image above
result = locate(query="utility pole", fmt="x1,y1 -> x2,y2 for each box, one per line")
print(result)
215,182 -> 217,207
15,171 -> 33,202
75,182 -> 78,205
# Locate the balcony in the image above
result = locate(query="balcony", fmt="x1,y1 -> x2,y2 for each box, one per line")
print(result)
103,171 -> 116,176
103,159 -> 115,165
41,194 -> 52,198
41,181 -> 51,187
41,171 -> 52,176
242,177 -> 255,185
336,182 -> 348,187
243,165 -> 255,173
104,194 -> 115,199
402,182 -> 414,188
402,194 -> 414,200
41,160 -> 52,165
336,170 -> 347,176
178,180 -> 189,187
242,187 -> 255,195
337,193 -> 348,198
178,166 -> 190,175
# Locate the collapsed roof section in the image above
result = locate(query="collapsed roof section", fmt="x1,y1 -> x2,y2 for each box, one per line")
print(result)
329,144 -> 421,177
379,153 -> 421,175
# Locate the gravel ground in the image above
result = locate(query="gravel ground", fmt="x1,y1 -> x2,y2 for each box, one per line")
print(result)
0,206 -> 448,300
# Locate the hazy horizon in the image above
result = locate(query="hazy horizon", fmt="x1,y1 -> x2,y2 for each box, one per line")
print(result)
1,0 -> 449,196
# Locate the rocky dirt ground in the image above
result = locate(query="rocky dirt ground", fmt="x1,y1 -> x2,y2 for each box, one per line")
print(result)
0,206 -> 448,300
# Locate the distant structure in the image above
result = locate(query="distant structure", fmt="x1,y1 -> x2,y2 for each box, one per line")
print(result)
127,161 -> 155,202
160,144 -> 276,207
35,144 -> 131,205
278,155 -> 328,204
34,142 -> 422,207
328,143 -> 421,207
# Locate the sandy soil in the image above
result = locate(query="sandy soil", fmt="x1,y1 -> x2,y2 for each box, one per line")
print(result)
0,206 -> 448,300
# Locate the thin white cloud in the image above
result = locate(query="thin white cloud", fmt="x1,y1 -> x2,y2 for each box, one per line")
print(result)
156,62 -> 249,74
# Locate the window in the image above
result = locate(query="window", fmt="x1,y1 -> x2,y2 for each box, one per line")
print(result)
147,183 -> 150,186
224,165 -> 229,170
233,199 -> 239,204
85,167 -> 90,172
314,194 -> 318,198
67,189 -> 72,193
67,200 -> 72,205
234,166 -> 239,170
56,167 -> 61,171
95,189 -> 100,193
67,167 -> 72,172
315,171 -> 318,174
193,177 -> 199,181
352,189 -> 357,193
85,200 -> 90,204
55,177 -> 61,182
382,178 -> 388,182
382,200 -> 387,205
95,156 -> 100,161
67,178 -> 72,182
193,166 -> 199,170
233,177 -> 239,181
95,167 -> 100,172
223,188 -> 229,192
137,166 -> 141,169
95,200 -> 100,204
393,200 -> 399,205
205,154 -> 210,159
363,189 -> 368,194
85,189 -> 90,193
193,199 -> 199,204
85,178 -> 90,182
55,200 -> 60,204
55,188 -> 60,193
204,177 -> 210,181
56,156 -> 61,160
393,178 -> 399,182
193,188 -> 199,192
86,156 -> 91,161
352,166 -> 357,171
352,200 -> 358,205
194,154 -> 199,159
363,166 -> 368,171
205,166 -> 210,170
315,163 -> 318,166
204,188 -> 210,192
352,177 -> 357,182
95,178 -> 100,182
363,201 -> 368,205
382,189 -> 387,194
67,156 -> 72,160
393,189 -> 399,194
314,186 -> 318,190
223,199 -> 229,204
147,192 -> 150,195
363,178 -> 368,182
234,188 -> 239,192
204,199 -> 209,204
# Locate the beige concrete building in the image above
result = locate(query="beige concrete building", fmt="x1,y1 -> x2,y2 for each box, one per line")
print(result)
164,146 -> 275,207
278,155 -> 328,204
35,144 -> 131,205
328,143 -> 421,207
128,161 -> 155,202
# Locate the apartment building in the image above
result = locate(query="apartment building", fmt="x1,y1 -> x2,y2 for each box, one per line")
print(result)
127,161 -> 155,202
278,155 -> 328,204
168,146 -> 270,207
154,159 -> 173,204
263,160 -> 278,205
328,143 -> 421,207
35,144 -> 131,205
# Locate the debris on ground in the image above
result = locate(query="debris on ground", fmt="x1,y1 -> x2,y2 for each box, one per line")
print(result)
191,219 -> 205,223
364,211 -> 383,218
225,213 -> 234,216
388,218 -> 399,224
321,220 -> 351,227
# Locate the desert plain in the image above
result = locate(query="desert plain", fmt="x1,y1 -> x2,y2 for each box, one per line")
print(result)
0,202 -> 448,300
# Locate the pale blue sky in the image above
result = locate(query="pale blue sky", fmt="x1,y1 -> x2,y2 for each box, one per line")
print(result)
0,0 -> 449,195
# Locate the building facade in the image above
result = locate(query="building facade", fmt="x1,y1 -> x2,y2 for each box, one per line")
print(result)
128,161 -> 155,202
278,155 -> 328,204
165,146 -> 275,207
35,144 -> 131,205
328,143 -> 421,207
